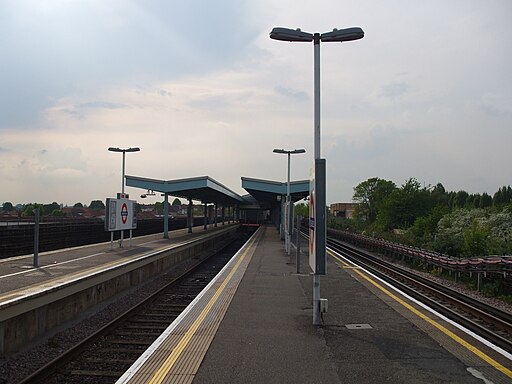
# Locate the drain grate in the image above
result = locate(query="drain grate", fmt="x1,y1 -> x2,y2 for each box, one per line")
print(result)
345,323 -> 372,330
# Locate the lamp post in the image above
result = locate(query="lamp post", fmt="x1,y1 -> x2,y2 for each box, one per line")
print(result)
108,146 -> 140,246
270,26 -> 364,325
273,148 -> 306,256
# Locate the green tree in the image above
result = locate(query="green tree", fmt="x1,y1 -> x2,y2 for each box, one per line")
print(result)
89,200 -> 105,210
294,202 -> 309,219
406,205 -> 449,247
430,183 -> 449,207
462,220 -> 489,257
2,202 -> 14,212
43,202 -> 60,214
172,198 -> 182,206
50,209 -> 65,217
377,178 -> 431,230
447,191 -> 457,208
74,202 -> 84,208
493,186 -> 512,206
454,190 -> 469,208
352,177 -> 396,223
468,194 -> 481,209
154,201 -> 164,214
22,203 -> 44,217
480,193 -> 492,208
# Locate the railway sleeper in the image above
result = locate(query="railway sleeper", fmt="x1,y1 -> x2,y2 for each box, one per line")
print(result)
70,370 -> 125,377
108,339 -> 154,346
123,324 -> 169,330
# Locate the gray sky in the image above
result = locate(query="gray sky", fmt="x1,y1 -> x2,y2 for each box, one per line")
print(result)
1,0 -> 511,206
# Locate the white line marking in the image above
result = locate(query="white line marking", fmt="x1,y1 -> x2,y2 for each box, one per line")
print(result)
329,248 -> 512,362
0,252 -> 105,279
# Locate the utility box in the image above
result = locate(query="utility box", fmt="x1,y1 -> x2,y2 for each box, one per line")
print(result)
320,298 -> 328,313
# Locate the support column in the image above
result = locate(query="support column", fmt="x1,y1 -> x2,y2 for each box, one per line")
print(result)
163,193 -> 169,239
33,208 -> 40,267
272,206 -> 279,228
280,195 -> 285,240
222,206 -> 225,225
203,203 -> 208,230
188,198 -> 193,233
214,203 -> 218,227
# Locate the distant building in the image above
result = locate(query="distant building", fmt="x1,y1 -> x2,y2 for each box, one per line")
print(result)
330,203 -> 358,219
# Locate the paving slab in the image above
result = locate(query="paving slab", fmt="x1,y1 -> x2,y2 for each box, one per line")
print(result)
193,225 -> 489,384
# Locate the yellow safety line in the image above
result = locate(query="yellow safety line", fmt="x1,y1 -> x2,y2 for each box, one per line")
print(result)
328,249 -> 512,378
147,233 -> 258,384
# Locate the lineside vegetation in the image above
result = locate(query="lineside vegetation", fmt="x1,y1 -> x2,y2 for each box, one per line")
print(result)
329,178 -> 512,259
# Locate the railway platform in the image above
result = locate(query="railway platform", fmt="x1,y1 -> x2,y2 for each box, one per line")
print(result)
119,225 -> 512,384
0,224 -> 235,297
0,224 -> 239,354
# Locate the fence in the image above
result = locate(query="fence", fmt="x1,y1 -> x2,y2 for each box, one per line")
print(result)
0,217 -> 222,258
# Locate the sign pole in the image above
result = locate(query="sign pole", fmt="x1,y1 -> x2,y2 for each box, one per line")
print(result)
296,215 -> 301,274
33,208 -> 40,267
312,33 -> 324,325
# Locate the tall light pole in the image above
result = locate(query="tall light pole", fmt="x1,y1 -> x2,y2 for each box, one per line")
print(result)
108,146 -> 140,247
273,148 -> 306,255
270,26 -> 364,325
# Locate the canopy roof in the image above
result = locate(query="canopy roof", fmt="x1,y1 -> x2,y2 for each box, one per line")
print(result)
241,177 -> 310,209
125,175 -> 244,205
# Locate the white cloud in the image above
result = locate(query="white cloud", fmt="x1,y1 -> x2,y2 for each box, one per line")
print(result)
1,0 -> 511,205
380,82 -> 409,98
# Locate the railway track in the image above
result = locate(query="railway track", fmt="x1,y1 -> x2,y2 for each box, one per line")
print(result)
326,236 -> 512,354
18,231 -> 252,384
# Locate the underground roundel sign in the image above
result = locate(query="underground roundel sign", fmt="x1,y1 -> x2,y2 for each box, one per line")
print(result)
121,202 -> 129,224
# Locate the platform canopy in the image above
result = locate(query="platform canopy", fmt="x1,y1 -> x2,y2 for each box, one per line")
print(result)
241,177 -> 310,209
126,175 -> 244,205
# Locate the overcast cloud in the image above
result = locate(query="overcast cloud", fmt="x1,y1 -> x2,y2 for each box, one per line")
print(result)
1,0 -> 511,206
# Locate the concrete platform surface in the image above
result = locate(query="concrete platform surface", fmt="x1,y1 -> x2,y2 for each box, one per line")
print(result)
0,224 -> 236,299
193,226 -> 506,384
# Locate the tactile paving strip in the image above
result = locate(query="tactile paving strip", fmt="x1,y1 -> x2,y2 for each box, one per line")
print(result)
118,227 -> 263,384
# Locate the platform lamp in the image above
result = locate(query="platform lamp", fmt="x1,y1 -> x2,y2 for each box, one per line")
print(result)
273,148 -> 306,256
108,146 -> 140,246
270,26 -> 364,325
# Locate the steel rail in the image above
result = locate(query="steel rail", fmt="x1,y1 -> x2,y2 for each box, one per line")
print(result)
326,237 -> 512,354
17,235 -> 244,384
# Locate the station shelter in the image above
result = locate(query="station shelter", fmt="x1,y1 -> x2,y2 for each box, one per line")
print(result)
241,177 -> 309,239
125,175 -> 309,239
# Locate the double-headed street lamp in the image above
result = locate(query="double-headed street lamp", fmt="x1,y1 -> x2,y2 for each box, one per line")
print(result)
270,27 -> 364,159
273,148 -> 306,255
108,146 -> 140,246
270,26 -> 364,325
108,147 -> 140,195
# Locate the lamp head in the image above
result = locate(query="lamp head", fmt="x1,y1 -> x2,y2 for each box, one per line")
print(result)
108,147 -> 140,153
320,27 -> 364,42
270,27 -> 313,42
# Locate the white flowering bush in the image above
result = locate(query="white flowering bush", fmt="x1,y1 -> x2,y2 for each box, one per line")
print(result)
435,207 -> 512,257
